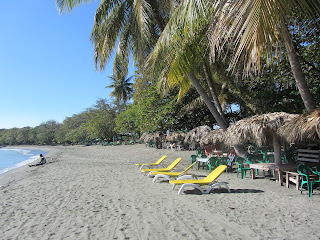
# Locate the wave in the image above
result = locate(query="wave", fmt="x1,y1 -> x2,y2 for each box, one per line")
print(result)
0,148 -> 46,175
0,148 -> 32,155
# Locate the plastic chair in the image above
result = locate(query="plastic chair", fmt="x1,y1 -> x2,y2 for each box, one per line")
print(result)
190,155 -> 197,168
169,165 -> 231,195
218,157 -> 229,172
206,157 -> 218,172
235,157 -> 251,179
196,148 -> 204,157
266,154 -> 274,163
297,164 -> 320,197
246,155 -> 260,175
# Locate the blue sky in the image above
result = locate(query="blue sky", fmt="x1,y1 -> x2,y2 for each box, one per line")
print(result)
0,1 -> 134,129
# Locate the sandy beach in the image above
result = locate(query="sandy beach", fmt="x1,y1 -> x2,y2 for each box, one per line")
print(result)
1,144 -> 320,240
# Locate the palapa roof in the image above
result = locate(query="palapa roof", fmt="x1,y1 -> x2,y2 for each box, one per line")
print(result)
225,112 -> 299,147
200,128 -> 225,146
143,132 -> 163,143
139,132 -> 163,143
184,126 -> 212,144
139,133 -> 148,142
279,109 -> 320,144
165,132 -> 187,142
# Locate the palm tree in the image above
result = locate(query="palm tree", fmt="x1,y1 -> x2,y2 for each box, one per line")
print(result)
209,0 -> 320,112
56,0 -> 175,74
145,1 -> 251,157
106,74 -> 133,109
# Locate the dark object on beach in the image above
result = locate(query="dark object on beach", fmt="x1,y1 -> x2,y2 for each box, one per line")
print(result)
29,154 -> 46,167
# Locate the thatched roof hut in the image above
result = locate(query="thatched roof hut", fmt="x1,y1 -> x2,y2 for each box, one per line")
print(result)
225,112 -> 298,166
200,129 -> 225,146
225,112 -> 298,146
139,132 -> 159,143
139,133 -> 148,142
143,132 -> 163,143
279,109 -> 320,144
165,132 -> 187,142
184,126 -> 212,144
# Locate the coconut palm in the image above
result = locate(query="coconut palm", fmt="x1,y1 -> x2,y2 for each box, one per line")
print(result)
146,0 -> 251,157
56,0 -> 175,74
146,1 -> 228,128
106,73 -> 133,109
209,0 -> 320,112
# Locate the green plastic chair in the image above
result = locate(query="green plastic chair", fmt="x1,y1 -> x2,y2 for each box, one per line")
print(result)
246,155 -> 260,175
190,155 -> 197,168
206,157 -> 218,172
218,157 -> 229,172
235,157 -> 251,179
196,148 -> 204,157
297,164 -> 320,198
266,154 -> 274,163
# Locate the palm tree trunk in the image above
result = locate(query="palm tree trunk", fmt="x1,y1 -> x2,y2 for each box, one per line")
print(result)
283,30 -> 316,112
187,72 -> 248,158
202,63 -> 228,125
187,72 -> 228,130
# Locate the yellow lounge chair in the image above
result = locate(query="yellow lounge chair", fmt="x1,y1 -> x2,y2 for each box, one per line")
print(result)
135,155 -> 167,171
151,162 -> 198,183
141,158 -> 181,175
169,165 -> 231,195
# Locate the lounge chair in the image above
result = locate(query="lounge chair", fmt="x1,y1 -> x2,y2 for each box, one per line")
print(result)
151,162 -> 197,183
135,155 -> 167,171
141,158 -> 181,175
169,165 -> 231,195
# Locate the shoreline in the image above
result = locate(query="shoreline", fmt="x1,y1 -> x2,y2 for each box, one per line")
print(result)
0,147 -> 48,176
1,144 -> 320,239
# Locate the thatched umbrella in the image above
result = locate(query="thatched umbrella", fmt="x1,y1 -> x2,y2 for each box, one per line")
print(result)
200,128 -> 225,146
144,132 -> 162,143
139,133 -> 148,142
184,126 -> 212,144
225,112 -> 299,166
166,132 -> 187,142
279,109 -> 320,144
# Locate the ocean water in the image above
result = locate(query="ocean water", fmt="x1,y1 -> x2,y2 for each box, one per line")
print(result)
0,148 -> 47,175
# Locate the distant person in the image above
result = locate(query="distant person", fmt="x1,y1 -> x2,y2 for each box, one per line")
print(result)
29,154 -> 46,167
213,143 -> 222,156
204,145 -> 213,157
227,148 -> 237,168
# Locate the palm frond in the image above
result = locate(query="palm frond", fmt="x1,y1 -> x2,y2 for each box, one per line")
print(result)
56,0 -> 92,13
209,0 -> 320,76
91,1 -> 128,70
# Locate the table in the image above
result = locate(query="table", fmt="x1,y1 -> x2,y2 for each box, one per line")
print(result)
285,172 -> 301,190
249,163 -> 276,180
250,163 -> 299,186
275,164 -> 299,187
196,157 -> 209,170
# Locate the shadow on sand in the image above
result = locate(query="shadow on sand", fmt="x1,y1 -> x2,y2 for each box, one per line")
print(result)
181,188 -> 264,195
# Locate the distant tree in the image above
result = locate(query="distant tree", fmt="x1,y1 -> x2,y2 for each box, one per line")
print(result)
106,74 -> 133,110
34,121 -> 60,145
16,127 -> 32,145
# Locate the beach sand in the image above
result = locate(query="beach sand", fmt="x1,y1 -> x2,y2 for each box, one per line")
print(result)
1,144 -> 319,240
